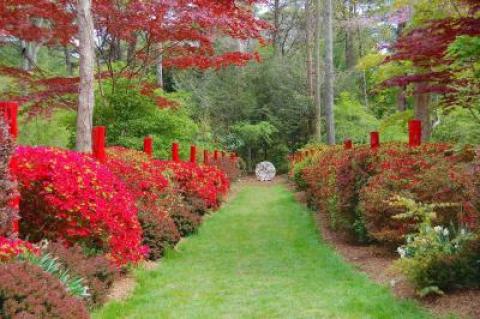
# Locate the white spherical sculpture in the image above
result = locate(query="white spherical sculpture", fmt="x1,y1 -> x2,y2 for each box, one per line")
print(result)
255,161 -> 276,182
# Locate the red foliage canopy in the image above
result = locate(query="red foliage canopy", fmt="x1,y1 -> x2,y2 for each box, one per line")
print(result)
0,0 -> 269,113
384,1 -> 480,102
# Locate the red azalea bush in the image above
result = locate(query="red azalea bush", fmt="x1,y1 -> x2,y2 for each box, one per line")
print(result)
0,117 -> 18,237
154,160 -> 230,210
0,262 -> 90,319
104,147 -> 181,259
11,146 -> 147,266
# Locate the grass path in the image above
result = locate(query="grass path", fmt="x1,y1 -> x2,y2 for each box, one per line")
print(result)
95,183 -> 432,319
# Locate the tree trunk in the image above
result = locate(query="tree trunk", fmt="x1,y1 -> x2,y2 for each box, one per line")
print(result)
396,87 -> 407,111
127,33 -> 137,65
76,0 -> 96,153
156,43 -> 164,89
414,82 -> 431,141
324,0 -> 335,144
273,0 -> 281,53
313,0 -> 322,141
344,0 -> 355,70
305,0 -> 314,97
64,46 -> 73,75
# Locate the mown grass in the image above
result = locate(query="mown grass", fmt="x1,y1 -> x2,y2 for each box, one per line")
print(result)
94,184 -> 434,319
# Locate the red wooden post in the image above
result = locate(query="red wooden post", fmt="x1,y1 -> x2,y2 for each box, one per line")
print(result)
370,131 -> 380,149
344,139 -> 353,150
221,151 -> 225,158
190,145 -> 197,163
0,102 -> 20,233
409,120 -> 422,147
143,136 -> 153,157
172,143 -> 180,162
204,150 -> 210,165
214,150 -> 219,161
0,101 -> 18,138
92,126 -> 106,162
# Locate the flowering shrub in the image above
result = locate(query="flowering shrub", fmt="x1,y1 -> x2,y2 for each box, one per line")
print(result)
0,262 -> 90,318
0,117 -> 18,237
104,147 -> 181,260
392,196 -> 479,296
154,160 -> 230,209
0,236 -> 38,262
295,143 -> 479,245
11,146 -> 147,266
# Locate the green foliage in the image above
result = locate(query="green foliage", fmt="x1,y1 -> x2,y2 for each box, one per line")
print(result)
432,108 -> 480,145
334,92 -> 379,143
379,110 -> 413,142
18,110 -> 74,148
176,52 -> 313,172
93,79 -> 200,159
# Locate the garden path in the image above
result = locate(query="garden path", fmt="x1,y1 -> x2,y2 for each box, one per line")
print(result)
95,181 -> 431,319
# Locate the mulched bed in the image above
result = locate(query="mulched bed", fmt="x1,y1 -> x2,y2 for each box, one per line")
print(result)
291,184 -> 480,319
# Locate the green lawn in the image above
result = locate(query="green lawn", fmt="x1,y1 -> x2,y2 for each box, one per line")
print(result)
94,184 -> 433,319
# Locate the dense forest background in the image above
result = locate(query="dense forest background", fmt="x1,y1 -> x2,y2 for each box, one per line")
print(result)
1,0 -> 479,172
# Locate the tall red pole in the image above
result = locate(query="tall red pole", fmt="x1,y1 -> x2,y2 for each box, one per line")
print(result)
344,139 -> 353,150
190,145 -> 197,163
92,126 -> 106,162
172,143 -> 180,162
214,150 -> 219,161
409,120 -> 422,147
204,150 -> 210,165
0,101 -> 18,138
370,131 -> 380,149
144,136 -> 153,157
1,102 -> 20,233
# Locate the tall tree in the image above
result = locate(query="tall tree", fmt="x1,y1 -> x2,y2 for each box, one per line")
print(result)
305,0 -> 314,97
313,0 -> 322,141
324,0 -> 335,144
76,0 -> 96,152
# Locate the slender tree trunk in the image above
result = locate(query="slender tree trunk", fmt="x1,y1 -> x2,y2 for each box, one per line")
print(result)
344,0 -> 355,70
127,33 -> 137,65
156,43 -> 164,89
76,0 -> 96,152
414,82 -> 431,141
313,0 -> 322,141
305,0 -> 314,97
64,46 -> 73,75
273,0 -> 280,53
324,0 -> 335,144
396,86 -> 407,111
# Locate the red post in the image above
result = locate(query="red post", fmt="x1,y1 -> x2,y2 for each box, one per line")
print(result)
204,150 -> 210,165
409,120 -> 422,147
221,151 -> 225,158
190,145 -> 197,163
214,150 -> 219,161
143,136 -> 153,157
0,101 -> 19,138
172,143 -> 180,162
370,131 -> 380,149
230,152 -> 236,161
92,126 -> 106,162
344,139 -> 353,150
